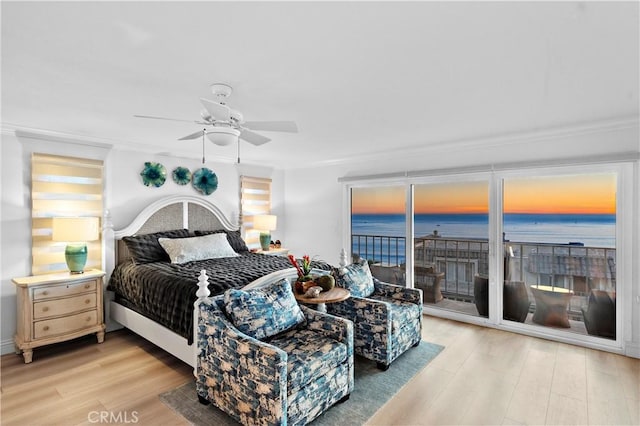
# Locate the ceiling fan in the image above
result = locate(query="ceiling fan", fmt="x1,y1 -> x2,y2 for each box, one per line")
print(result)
134,83 -> 298,146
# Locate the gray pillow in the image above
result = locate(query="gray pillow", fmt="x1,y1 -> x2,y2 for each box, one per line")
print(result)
122,229 -> 191,264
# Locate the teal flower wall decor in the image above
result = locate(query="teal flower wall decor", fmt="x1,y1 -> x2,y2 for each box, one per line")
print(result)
192,167 -> 218,195
172,166 -> 191,185
140,162 -> 167,187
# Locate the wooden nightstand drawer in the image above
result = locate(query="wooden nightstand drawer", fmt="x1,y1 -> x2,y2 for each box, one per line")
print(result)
34,310 -> 98,339
33,280 -> 97,300
33,293 -> 97,319
13,269 -> 106,363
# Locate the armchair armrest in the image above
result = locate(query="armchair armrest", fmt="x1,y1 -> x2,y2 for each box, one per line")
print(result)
373,278 -> 423,305
328,296 -> 392,328
301,305 -> 354,349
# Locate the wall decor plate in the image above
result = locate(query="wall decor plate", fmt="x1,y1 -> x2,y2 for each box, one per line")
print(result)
140,162 -> 167,187
192,167 -> 218,195
172,166 -> 191,185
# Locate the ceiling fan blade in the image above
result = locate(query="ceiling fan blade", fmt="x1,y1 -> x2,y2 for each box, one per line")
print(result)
178,129 -> 205,140
240,128 -> 271,146
200,98 -> 231,122
134,114 -> 198,124
242,121 -> 298,133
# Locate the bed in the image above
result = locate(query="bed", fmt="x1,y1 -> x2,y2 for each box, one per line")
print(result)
106,195 -> 330,367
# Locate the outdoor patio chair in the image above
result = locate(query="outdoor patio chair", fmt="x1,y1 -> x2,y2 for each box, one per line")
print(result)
581,290 -> 616,339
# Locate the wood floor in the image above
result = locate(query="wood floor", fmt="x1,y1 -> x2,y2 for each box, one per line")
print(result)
1,316 -> 638,425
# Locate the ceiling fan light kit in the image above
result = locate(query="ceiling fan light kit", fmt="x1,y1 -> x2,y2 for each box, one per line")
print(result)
206,127 -> 241,146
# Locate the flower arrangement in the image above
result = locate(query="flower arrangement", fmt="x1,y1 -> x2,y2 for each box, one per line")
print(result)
288,254 -> 312,282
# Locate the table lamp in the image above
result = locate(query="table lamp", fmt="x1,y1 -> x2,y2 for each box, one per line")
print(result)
52,217 -> 99,274
253,214 -> 277,251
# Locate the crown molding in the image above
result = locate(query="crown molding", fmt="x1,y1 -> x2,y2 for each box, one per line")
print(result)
4,115 -> 638,170
297,115 -> 640,170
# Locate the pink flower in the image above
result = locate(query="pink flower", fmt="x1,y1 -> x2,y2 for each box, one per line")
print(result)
288,254 -> 313,281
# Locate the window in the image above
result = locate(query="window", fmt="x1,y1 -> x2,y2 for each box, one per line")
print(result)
239,176 -> 272,249
31,153 -> 104,275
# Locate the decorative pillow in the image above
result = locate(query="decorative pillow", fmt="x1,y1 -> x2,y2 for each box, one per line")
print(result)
224,279 -> 304,340
194,229 -> 249,253
158,233 -> 239,264
332,260 -> 375,298
122,229 -> 191,264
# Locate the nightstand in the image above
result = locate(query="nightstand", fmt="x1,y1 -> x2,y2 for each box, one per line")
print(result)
12,269 -> 106,363
256,248 -> 289,256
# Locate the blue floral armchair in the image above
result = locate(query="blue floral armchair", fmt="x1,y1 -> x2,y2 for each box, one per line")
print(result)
195,279 -> 354,426
327,261 -> 423,371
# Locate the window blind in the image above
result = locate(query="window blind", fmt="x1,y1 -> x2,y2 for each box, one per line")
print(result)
31,153 -> 104,275
239,176 -> 272,249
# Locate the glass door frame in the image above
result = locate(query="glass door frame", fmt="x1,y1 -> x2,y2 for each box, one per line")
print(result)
343,161 -> 633,354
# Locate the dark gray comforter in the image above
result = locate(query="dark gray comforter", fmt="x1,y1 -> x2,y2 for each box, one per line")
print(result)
108,252 -> 331,343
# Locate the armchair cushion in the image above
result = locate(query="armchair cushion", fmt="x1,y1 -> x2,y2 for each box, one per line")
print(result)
268,327 -> 349,395
224,279 -> 304,340
332,260 -> 374,298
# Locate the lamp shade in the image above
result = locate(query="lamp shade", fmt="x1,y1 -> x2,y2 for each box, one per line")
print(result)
206,127 -> 241,146
52,217 -> 99,242
253,214 -> 277,231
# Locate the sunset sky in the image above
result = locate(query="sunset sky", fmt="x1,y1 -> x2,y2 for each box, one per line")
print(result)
351,174 -> 616,215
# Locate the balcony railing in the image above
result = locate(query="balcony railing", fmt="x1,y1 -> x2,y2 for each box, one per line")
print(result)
352,233 -> 617,319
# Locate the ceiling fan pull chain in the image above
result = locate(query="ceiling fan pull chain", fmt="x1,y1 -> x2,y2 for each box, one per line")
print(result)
202,129 -> 206,164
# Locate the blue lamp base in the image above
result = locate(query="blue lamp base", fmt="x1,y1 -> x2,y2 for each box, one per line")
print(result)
259,232 -> 271,251
65,244 -> 88,274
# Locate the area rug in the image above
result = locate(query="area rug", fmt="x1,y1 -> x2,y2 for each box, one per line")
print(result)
159,341 -> 443,426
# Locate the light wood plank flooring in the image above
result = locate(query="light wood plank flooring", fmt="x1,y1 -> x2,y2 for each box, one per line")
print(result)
1,316 -> 638,425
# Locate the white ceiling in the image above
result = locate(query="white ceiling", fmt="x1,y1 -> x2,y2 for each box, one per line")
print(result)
2,1 -> 638,168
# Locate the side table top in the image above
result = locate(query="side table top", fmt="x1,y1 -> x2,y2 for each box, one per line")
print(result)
294,287 -> 350,305
12,269 -> 105,287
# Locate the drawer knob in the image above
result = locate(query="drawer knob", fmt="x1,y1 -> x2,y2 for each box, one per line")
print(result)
42,306 -> 49,312
86,317 -> 91,322
43,326 -> 50,331
85,299 -> 91,304
84,284 -> 91,289
42,291 -> 49,296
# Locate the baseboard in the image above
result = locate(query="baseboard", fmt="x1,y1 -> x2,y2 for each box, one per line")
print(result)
1,338 -> 16,356
624,341 -> 640,359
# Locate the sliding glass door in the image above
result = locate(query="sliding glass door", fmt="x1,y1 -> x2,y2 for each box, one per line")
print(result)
346,162 -> 626,349
350,186 -> 406,284
413,180 -> 489,317
502,172 -> 617,340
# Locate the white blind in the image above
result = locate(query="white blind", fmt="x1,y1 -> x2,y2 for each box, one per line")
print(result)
31,153 -> 104,275
240,176 -> 272,249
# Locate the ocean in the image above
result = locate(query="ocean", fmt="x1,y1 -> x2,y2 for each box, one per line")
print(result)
352,213 -> 616,257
